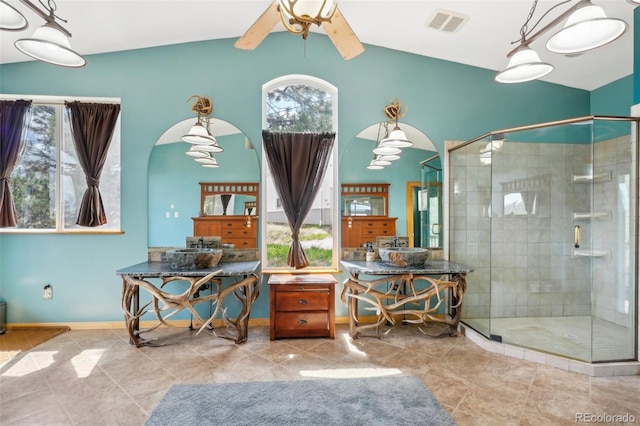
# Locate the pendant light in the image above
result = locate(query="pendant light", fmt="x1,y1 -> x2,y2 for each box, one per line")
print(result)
11,0 -> 86,68
0,0 -> 28,30
546,3 -> 627,54
496,0 -> 627,84
495,46 -> 553,84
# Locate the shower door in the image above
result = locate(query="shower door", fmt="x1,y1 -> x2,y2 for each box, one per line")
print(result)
454,117 -> 637,363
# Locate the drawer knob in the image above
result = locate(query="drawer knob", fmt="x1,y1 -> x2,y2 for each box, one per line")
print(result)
298,299 -> 307,304
298,319 -> 307,325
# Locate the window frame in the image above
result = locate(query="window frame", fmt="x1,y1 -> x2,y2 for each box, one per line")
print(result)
260,75 -> 339,273
0,94 -> 122,235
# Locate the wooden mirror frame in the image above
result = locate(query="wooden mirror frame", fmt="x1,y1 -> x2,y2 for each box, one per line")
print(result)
200,182 -> 259,216
341,183 -> 389,217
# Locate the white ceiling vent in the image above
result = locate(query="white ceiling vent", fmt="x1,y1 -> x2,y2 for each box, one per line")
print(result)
426,9 -> 468,33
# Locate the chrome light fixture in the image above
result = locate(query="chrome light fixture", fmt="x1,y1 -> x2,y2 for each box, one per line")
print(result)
181,95 -> 222,151
9,0 -> 86,67
0,1 -> 28,30
278,0 -> 337,40
380,99 -> 413,149
496,0 -> 627,84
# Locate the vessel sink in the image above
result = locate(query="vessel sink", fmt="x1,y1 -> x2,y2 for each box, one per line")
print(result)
165,248 -> 223,270
378,247 -> 428,267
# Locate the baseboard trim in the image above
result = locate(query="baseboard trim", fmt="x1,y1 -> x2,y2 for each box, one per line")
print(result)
5,316 -> 385,331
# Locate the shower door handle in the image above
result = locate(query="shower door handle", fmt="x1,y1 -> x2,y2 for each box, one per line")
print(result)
574,225 -> 580,248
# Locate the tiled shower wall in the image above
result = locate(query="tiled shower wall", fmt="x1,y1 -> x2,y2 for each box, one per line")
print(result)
451,134 -> 634,327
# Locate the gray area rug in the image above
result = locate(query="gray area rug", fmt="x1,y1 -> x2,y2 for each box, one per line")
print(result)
145,376 -> 455,426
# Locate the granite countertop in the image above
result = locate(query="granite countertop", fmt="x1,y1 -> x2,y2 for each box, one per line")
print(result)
341,259 -> 473,275
116,260 -> 260,278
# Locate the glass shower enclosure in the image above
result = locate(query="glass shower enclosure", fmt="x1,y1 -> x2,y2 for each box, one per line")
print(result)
449,116 -> 638,363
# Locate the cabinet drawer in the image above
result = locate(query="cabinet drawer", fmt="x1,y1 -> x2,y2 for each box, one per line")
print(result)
223,238 -> 256,248
222,227 -> 256,237
363,221 -> 392,228
276,291 -> 329,311
275,312 -> 329,331
362,227 -> 392,237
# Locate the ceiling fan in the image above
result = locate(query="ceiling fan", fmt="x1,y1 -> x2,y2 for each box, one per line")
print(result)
234,0 -> 365,60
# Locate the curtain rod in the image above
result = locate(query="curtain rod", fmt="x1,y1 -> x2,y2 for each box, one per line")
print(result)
0,94 -> 121,104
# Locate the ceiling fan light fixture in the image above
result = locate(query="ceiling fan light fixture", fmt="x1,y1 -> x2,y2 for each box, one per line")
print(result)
15,23 -> 86,67
546,3 -> 627,54
278,0 -> 336,35
495,46 -> 553,83
0,0 -> 28,30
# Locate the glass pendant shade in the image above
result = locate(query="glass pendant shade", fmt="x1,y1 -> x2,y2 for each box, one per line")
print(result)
278,0 -> 336,33
378,153 -> 401,161
495,46 -> 553,83
181,122 -> 218,145
366,163 -> 384,170
372,145 -> 402,156
185,148 -> 209,158
546,4 -> 627,54
201,163 -> 220,168
371,157 -> 391,166
191,142 -> 223,153
0,1 -> 28,30
380,126 -> 413,148
194,156 -> 219,165
15,23 -> 86,68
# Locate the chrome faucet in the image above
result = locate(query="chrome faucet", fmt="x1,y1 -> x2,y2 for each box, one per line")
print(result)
391,237 -> 398,247
198,237 -> 205,248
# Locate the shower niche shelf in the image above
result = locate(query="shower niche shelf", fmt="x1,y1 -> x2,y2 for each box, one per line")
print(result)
572,211 -> 612,221
572,248 -> 611,259
571,171 -> 611,184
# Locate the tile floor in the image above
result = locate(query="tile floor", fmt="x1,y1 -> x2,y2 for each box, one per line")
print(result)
1,323 -> 639,425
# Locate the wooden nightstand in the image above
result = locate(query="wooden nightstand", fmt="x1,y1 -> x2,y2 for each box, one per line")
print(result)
268,274 -> 337,340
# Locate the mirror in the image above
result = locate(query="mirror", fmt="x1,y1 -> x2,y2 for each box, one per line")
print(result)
343,195 -> 385,216
148,118 -> 259,247
341,183 -> 389,217
199,182 -> 259,216
340,122 -> 437,247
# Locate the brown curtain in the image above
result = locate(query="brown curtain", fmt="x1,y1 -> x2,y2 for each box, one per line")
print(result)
262,131 -> 335,269
65,102 -> 121,227
0,99 -> 32,228
221,194 -> 232,215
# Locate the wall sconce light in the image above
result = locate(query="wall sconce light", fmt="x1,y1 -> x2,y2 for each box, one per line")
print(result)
194,154 -> 220,168
245,215 -> 252,228
495,0 -> 627,83
347,216 -> 353,228
181,95 -> 223,152
380,99 -> 413,149
4,0 -> 86,67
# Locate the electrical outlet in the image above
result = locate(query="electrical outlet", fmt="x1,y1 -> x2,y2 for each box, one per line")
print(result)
43,284 -> 53,300
165,212 -> 170,218
174,211 -> 179,218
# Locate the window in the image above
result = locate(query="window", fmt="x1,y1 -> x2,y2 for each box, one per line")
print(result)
3,96 -> 121,233
262,75 -> 338,270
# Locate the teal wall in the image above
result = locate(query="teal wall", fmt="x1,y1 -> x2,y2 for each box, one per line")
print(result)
591,75 -> 634,116
0,32 -> 606,324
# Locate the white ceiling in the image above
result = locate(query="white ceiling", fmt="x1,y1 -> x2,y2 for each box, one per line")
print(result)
0,1 -> 634,91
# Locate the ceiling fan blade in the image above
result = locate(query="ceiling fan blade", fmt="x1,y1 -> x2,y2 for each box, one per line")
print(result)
321,7 -> 365,60
235,1 -> 281,51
